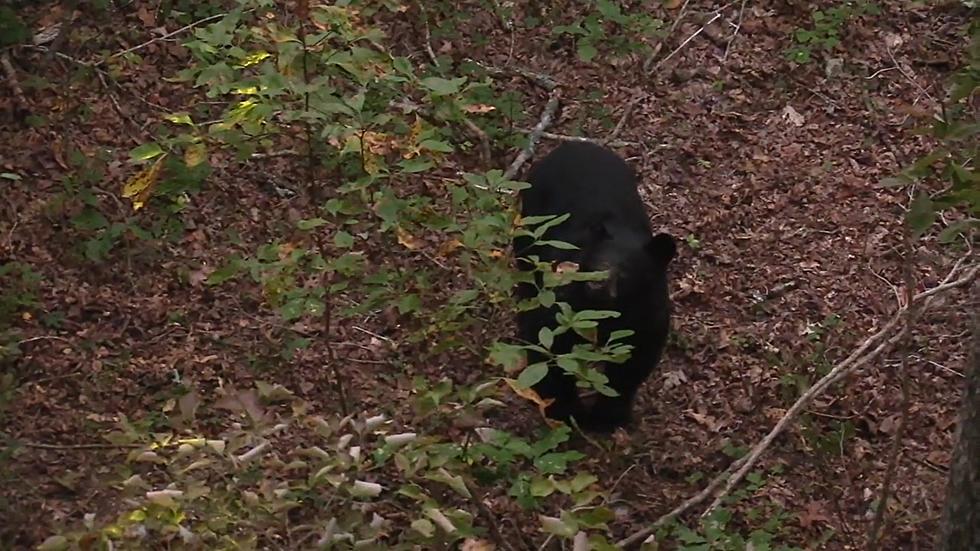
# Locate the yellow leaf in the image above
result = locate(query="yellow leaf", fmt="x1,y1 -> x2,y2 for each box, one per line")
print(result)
236,51 -> 271,68
184,143 -> 207,167
362,131 -> 393,155
396,227 -> 423,250
232,85 -> 260,95
503,378 -> 554,418
278,243 -> 296,259
363,151 -> 382,175
437,238 -> 462,257
121,154 -> 167,211
402,116 -> 425,159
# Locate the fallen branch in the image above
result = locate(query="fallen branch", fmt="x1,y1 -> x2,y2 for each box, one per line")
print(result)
503,89 -> 560,180
13,441 -> 140,450
723,0 -> 749,61
869,228 -> 919,550
416,1 -> 440,68
702,262 -> 978,515
524,129 -> 636,148
467,59 -> 558,92
642,0 -> 690,72
609,9 -> 724,143
618,260 -> 978,548
1,53 -> 30,115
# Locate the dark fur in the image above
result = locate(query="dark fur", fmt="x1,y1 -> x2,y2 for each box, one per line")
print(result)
514,142 -> 676,432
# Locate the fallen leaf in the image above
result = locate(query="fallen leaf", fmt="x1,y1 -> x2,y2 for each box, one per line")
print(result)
782,105 -> 805,127
461,538 -> 495,551
397,227 -> 424,250
136,6 -> 156,27
463,104 -> 496,114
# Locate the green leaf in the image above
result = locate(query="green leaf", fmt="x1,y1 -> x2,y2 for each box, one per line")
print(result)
411,518 -> 435,537
425,468 -> 472,498
334,230 -> 355,248
555,356 -> 579,373
530,476 -> 557,497
534,450 -> 585,474
419,139 -> 455,153
129,142 -> 165,162
488,342 -> 525,372
297,217 -> 328,230
574,309 -> 621,322
71,209 -> 108,231
570,472 -> 598,493
517,362 -> 549,388
540,515 -> 577,537
397,293 -> 423,314
937,220 -> 974,244
538,327 -> 554,349
399,158 -> 434,173
164,112 -> 194,125
577,41 -> 598,62
537,239 -> 580,250
420,76 -> 467,96
36,535 -> 69,551
206,258 -> 243,285
880,175 -> 912,188
0,172 -> 21,180
907,192 -> 936,238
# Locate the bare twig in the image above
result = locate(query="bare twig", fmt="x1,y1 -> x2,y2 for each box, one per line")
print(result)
16,335 -> 74,346
504,89 -> 560,180
643,0 -> 690,72
656,12 -> 722,72
464,479 -> 517,551
885,43 -> 936,105
463,118 -> 492,165
868,228 -> 920,550
526,130 -> 636,148
1,53 -> 30,115
617,466 -> 733,547
109,12 -> 227,60
618,261 -> 978,547
609,11 -> 722,142
703,262 -> 978,516
416,1 -> 440,68
13,441 -> 140,450
465,58 -> 558,91
723,0 -> 749,61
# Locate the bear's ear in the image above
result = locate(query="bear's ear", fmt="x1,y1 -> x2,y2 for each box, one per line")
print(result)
645,233 -> 677,264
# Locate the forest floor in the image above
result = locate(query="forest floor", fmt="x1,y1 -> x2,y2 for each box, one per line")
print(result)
1,1 -> 976,549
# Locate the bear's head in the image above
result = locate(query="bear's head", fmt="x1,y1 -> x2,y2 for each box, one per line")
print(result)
580,221 -> 676,305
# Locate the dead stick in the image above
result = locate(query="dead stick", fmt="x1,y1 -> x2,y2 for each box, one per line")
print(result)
109,12 -> 227,60
618,261 -> 978,547
503,90 -> 560,180
609,11 -> 722,143
868,226 -> 921,549
702,263 -> 978,515
1,53 -> 30,114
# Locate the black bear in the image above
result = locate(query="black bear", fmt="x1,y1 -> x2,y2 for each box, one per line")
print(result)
514,141 -> 676,432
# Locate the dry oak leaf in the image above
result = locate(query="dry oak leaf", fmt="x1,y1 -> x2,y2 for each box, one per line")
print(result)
396,227 -> 424,250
